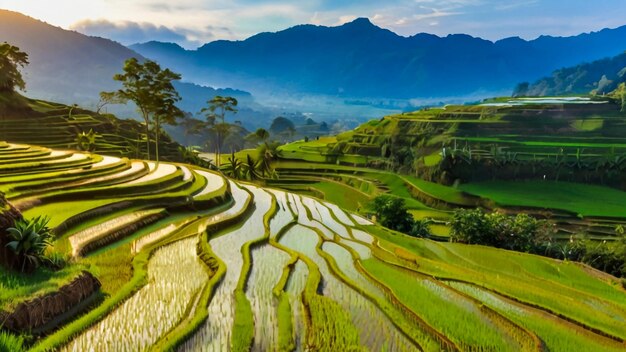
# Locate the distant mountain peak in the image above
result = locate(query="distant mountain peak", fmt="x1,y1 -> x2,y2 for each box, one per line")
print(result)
344,17 -> 375,27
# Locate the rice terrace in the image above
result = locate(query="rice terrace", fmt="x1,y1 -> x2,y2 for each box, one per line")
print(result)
2,2 -> 626,352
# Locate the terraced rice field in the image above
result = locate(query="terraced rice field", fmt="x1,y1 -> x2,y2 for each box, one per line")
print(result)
1,142 -> 625,351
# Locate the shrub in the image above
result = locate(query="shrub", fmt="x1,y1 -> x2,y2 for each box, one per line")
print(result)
410,218 -> 432,238
450,209 -> 554,252
371,196 -> 413,234
449,208 -> 492,245
371,195 -> 433,238
5,216 -> 53,273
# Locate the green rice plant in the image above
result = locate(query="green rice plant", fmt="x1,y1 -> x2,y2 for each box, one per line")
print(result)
68,208 -> 166,256
389,240 -> 626,339
246,244 -> 291,351
281,225 -> 374,351
61,237 -> 208,351
450,281 -> 626,352
232,188 -> 278,352
182,186 -> 271,351
319,241 -> 422,352
275,292 -> 295,352
266,189 -> 297,237
362,258 -> 517,351
283,259 -> 308,350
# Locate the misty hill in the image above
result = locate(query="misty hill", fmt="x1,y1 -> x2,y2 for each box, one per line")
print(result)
522,52 -> 626,96
0,10 -> 252,112
131,18 -> 626,99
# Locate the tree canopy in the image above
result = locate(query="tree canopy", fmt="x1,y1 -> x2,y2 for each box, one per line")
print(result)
201,96 -> 238,166
104,57 -> 183,161
0,42 -> 29,93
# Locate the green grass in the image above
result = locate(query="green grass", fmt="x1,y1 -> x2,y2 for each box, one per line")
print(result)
571,118 -> 604,131
0,264 -> 87,311
0,331 -> 25,352
460,180 -> 626,217
308,181 -> 371,212
403,175 -> 475,206
450,282 -> 626,352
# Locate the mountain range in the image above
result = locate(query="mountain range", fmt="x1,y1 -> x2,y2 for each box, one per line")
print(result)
0,9 -> 252,114
3,8 -> 626,116
131,17 -> 626,99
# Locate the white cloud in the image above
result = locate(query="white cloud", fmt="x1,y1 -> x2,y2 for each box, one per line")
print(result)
70,19 -> 216,48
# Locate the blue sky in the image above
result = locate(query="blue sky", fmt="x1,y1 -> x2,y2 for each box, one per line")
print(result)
2,0 -> 626,48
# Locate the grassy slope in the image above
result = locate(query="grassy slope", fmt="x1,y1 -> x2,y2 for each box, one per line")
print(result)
460,180 -> 626,218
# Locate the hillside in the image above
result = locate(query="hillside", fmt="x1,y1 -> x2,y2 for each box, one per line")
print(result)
1,142 -> 625,351
0,94 -> 184,160
266,97 -> 626,241
0,10 -> 253,114
523,52 -> 626,96
132,18 -> 626,99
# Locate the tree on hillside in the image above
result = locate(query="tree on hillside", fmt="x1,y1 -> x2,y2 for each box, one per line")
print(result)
201,96 -> 238,166
371,195 -> 414,234
245,128 -> 270,147
104,58 -> 183,161
180,113 -> 206,145
95,91 -> 124,114
0,42 -> 28,93
152,85 -> 184,162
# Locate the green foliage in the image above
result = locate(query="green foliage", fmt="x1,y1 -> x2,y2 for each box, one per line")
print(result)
178,146 -> 214,169
450,209 -> 554,252
201,96 -> 238,166
410,218 -> 433,238
106,57 -> 183,161
5,216 -> 53,273
450,208 -> 626,277
276,294 -> 295,352
0,331 -> 24,352
371,195 -> 432,237
223,152 -> 243,179
371,195 -> 413,234
0,42 -> 28,93
231,291 -> 254,352
241,154 -> 262,181
74,129 -> 99,152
